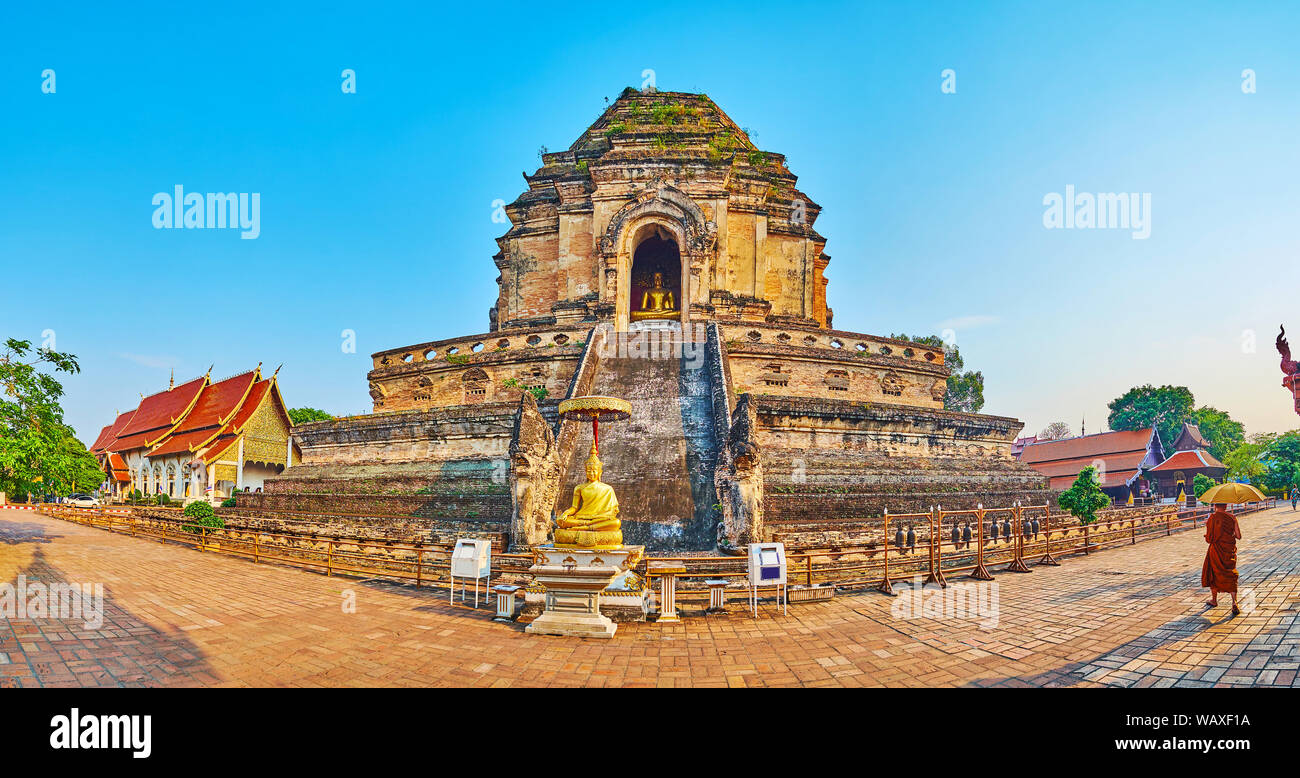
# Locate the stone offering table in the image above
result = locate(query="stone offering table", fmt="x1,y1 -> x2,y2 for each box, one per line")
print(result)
525,545 -> 644,638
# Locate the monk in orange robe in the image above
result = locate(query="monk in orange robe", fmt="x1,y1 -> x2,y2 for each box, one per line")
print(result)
1201,503 -> 1241,615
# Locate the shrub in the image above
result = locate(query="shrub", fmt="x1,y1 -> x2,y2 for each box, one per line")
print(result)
181,500 -> 224,535
1193,473 -> 1216,499
155,493 -> 170,505
221,496 -> 237,508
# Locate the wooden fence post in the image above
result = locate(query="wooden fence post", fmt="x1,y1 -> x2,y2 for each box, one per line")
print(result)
416,544 -> 423,589
327,540 -> 334,577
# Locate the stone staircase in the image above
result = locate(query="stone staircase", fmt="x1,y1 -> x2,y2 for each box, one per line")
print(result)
557,324 -> 722,551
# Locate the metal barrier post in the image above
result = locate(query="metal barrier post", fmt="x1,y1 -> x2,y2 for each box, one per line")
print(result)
924,505 -> 948,587
879,509 -> 894,595
1007,502 -> 1031,573
971,504 -> 993,580
1038,505 -> 1059,566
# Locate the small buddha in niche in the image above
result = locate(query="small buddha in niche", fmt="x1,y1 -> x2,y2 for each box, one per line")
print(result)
631,271 -> 676,320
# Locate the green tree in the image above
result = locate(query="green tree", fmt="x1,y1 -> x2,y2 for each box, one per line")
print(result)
1224,435 -> 1269,483
1106,385 -> 1195,450
1058,465 -> 1111,525
0,338 -> 103,499
1259,431 -> 1300,493
287,407 -> 334,425
1188,406 -> 1245,461
1192,473 -> 1216,499
889,334 -> 984,413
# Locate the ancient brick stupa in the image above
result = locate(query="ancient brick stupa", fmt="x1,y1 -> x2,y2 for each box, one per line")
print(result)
254,88 -> 1049,552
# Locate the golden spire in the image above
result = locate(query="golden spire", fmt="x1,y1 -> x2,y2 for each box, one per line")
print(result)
169,367 -> 175,390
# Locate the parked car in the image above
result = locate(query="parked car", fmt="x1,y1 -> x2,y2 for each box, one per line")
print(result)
66,494 -> 98,508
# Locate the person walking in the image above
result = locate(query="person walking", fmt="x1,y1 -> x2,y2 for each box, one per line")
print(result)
1290,486 -> 1297,511
1202,502 -> 1242,616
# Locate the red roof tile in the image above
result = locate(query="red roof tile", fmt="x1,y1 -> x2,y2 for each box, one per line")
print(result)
177,370 -> 258,433
229,380 -> 271,430
146,428 -> 222,458
107,453 -> 131,482
90,409 -> 138,453
1024,450 -> 1149,480
1019,429 -> 1154,464
201,435 -> 240,464
115,376 -> 207,439
1151,449 -> 1227,472
143,371 -> 261,457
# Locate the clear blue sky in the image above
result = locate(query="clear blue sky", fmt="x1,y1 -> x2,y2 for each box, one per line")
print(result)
2,1 -> 1298,443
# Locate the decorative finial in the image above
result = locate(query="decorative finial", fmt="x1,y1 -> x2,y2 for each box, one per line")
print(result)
169,367 -> 174,390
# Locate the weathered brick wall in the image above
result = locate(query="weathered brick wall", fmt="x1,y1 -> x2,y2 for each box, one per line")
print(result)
753,396 -> 1051,526
366,325 -> 590,413
291,404 -> 517,467
722,323 -> 948,409
237,491 -> 509,521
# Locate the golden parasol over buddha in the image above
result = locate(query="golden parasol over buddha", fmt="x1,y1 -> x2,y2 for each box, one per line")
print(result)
555,395 -> 632,549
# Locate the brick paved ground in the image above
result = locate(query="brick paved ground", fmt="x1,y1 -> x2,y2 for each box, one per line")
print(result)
1,505 -> 1297,687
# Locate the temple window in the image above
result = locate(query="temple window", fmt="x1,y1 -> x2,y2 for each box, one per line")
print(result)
825,370 -> 850,391
762,362 -> 788,387
462,367 -> 490,403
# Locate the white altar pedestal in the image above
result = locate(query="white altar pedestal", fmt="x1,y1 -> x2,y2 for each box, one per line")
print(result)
525,545 -> 644,639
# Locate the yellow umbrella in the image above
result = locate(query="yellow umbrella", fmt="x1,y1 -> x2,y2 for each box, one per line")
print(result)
1199,483 -> 1267,504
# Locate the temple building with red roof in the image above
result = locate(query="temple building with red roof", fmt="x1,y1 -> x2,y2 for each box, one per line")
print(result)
1148,422 -> 1227,498
89,365 -> 299,503
1018,428 -> 1165,501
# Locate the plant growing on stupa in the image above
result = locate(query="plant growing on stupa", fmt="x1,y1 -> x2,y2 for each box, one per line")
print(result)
1058,466 -> 1111,525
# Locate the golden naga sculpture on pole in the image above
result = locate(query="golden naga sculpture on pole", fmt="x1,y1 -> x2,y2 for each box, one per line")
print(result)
555,395 -> 632,549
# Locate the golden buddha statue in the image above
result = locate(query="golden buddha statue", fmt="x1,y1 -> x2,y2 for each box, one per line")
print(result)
554,445 -> 622,549
630,271 -> 676,321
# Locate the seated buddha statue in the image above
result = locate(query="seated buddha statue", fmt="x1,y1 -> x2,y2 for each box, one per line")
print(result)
554,446 -> 622,549
630,271 -> 676,321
